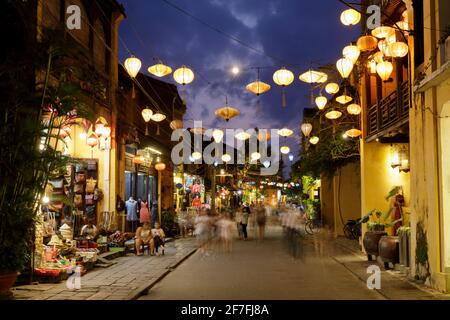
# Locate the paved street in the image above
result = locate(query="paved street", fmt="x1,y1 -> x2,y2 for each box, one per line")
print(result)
140,225 -> 448,300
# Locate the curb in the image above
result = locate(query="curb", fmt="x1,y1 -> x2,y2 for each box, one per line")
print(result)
128,246 -> 198,300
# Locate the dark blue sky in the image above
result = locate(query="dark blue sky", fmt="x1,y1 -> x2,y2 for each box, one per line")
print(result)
118,0 -> 360,175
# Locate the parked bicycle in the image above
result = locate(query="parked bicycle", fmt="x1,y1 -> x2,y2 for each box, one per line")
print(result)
343,219 -> 362,240
304,215 -> 322,235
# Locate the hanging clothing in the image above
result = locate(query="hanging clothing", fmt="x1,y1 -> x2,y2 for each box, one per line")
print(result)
125,199 -> 138,221
139,201 -> 150,224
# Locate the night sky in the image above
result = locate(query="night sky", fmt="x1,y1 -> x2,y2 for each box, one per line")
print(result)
118,0 -> 360,176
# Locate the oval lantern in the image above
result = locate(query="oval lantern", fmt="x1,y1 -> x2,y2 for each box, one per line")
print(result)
376,61 -> 393,81
389,42 -> 409,58
215,106 -> 240,122
301,123 -> 313,137
245,81 -> 271,96
336,94 -> 353,105
148,63 -> 172,78
336,58 -> 354,79
371,26 -> 395,39
222,154 -> 231,163
273,67 -> 294,107
141,108 -> 153,123
212,129 -> 224,143
343,45 -> 361,64
124,56 -> 142,78
155,162 -> 166,171
309,136 -> 320,145
347,103 -> 362,115
87,133 -> 98,148
315,96 -> 328,110
173,66 -> 194,85
325,110 -> 343,120
345,129 -> 362,138
340,9 -> 361,26
357,35 -> 378,52
280,146 -> 290,154
325,83 -> 340,94
278,128 -> 294,137
299,70 -> 328,84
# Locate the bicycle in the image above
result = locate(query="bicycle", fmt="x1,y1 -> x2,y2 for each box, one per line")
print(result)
343,219 -> 361,240
304,215 -> 322,235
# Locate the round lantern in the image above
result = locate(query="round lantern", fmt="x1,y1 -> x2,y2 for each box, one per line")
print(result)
336,58 -> 354,79
372,26 -> 395,39
376,61 -> 393,81
124,56 -> 142,78
212,129 -> 224,143
357,35 -> 378,52
309,136 -> 320,145
315,96 -> 328,110
148,63 -> 172,78
389,42 -> 409,58
173,66 -> 194,85
343,45 -> 361,64
345,129 -> 362,138
151,113 -> 166,122
301,123 -> 313,137
347,103 -> 362,115
273,67 -> 294,107
278,128 -> 294,137
155,162 -> 166,171
340,9 -> 361,26
378,40 -> 393,57
191,152 -> 202,160
325,110 -> 343,120
280,146 -> 290,154
336,94 -> 353,104
325,83 -> 340,94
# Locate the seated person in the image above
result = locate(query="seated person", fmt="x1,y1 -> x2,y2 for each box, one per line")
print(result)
80,220 -> 98,240
151,222 -> 166,255
135,222 -> 153,256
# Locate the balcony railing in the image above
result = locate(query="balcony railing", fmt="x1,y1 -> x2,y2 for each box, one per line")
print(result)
366,81 -> 410,139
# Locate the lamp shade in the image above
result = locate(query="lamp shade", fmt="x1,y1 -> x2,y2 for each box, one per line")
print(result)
371,26 -> 395,39
325,110 -> 343,120
389,42 -> 409,58
151,113 -> 166,122
215,106 -> 240,122
280,146 -> 290,154
124,57 -> 142,78
170,119 -> 183,130
347,103 -> 362,115
299,70 -> 328,84
315,96 -> 328,110
343,45 -> 361,64
309,136 -> 319,145
155,162 -> 166,171
87,134 -> 98,148
278,128 -> 294,137
336,94 -> 353,104
173,66 -> 194,85
273,68 -> 294,86
245,81 -> 271,95
141,108 -> 153,123
376,61 -> 393,81
340,9 -> 361,26
222,154 -> 231,162
325,83 -> 340,94
212,129 -> 224,143
148,63 -> 172,77
357,35 -> 378,52
336,58 -> 354,79
345,128 -> 362,138
301,123 -> 313,137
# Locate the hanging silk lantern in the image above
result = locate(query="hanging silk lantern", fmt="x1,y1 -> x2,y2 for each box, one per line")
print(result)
340,9 -> 361,26
309,136 -> 320,145
315,96 -> 328,110
345,129 -> 362,138
245,80 -> 271,95
299,70 -> 328,84
347,103 -> 361,115
141,108 -> 153,136
155,162 -> 166,171
222,154 -> 231,163
301,123 -> 313,137
173,66 -> 194,85
124,56 -> 142,99
343,45 -> 361,64
325,83 -> 340,94
170,119 -> 184,130
357,35 -> 378,52
389,42 -> 409,58
86,133 -> 98,158
278,128 -> 294,137
273,67 -> 294,107
212,129 -> 224,143
378,40 -> 393,57
148,62 -> 172,78
336,94 -> 353,104
368,59 -> 378,74
336,58 -> 354,79
280,146 -> 290,154
376,61 -> 393,81
325,110 -> 342,120
372,26 -> 395,39
151,112 -> 166,135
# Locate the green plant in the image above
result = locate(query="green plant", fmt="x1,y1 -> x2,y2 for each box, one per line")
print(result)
303,199 -> 320,220
415,221 -> 430,281
161,210 -> 179,237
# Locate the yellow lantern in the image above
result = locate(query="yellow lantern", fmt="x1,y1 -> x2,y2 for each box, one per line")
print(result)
278,128 -> 294,137
273,67 -> 294,107
155,162 -> 166,171
336,94 -> 353,104
336,58 -> 354,79
299,70 -> 328,84
301,123 -> 313,137
212,129 -> 224,143
87,134 -> 98,147
173,66 -> 194,85
345,129 -> 362,138
357,35 -> 378,52
347,103 -> 361,115
376,61 -> 393,81
245,80 -> 271,96
372,51 -> 384,63
315,96 -> 328,110
325,83 -> 340,94
124,56 -> 142,78
251,152 -> 261,161
343,45 -> 360,64
389,42 -> 409,58
368,59 -> 377,74
151,112 -> 166,135
222,153 -> 231,163
280,146 -> 290,154
325,110 -> 342,120
141,108 -> 153,123
309,136 -> 320,145
371,26 -> 395,39
148,63 -> 172,78
378,40 -> 393,57
340,9 -> 361,26
170,119 -> 183,130
191,151 -> 202,160
215,106 -> 240,122
133,155 -> 145,165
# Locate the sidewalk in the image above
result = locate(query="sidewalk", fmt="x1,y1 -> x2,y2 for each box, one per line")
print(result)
332,236 -> 450,300
11,237 -> 197,300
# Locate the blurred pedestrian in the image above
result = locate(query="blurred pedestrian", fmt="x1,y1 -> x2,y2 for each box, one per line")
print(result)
216,214 -> 234,252
241,204 -> 250,240
256,202 -> 267,241
235,206 -> 243,238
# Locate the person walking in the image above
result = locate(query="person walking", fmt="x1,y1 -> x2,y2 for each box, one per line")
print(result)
241,204 -> 250,240
235,206 -> 243,238
256,202 -> 267,241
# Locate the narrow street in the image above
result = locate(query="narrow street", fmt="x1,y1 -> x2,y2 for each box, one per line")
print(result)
139,226 -> 390,300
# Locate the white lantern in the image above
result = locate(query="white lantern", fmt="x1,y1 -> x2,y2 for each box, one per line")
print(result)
173,66 -> 195,85
389,42 -> 409,58
347,104 -> 361,115
309,136 -> 320,145
376,61 -> 393,81
325,83 -> 340,94
280,146 -> 290,154
301,123 -> 313,137
222,154 -> 231,163
343,45 -> 361,64
124,56 -> 142,78
315,96 -> 328,110
340,9 -> 361,26
336,58 -> 354,79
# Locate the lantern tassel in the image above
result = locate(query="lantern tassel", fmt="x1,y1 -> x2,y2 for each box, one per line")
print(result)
132,83 -> 136,99
156,124 -> 160,136
281,88 -> 287,108
182,88 -> 187,105
145,124 -> 149,136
